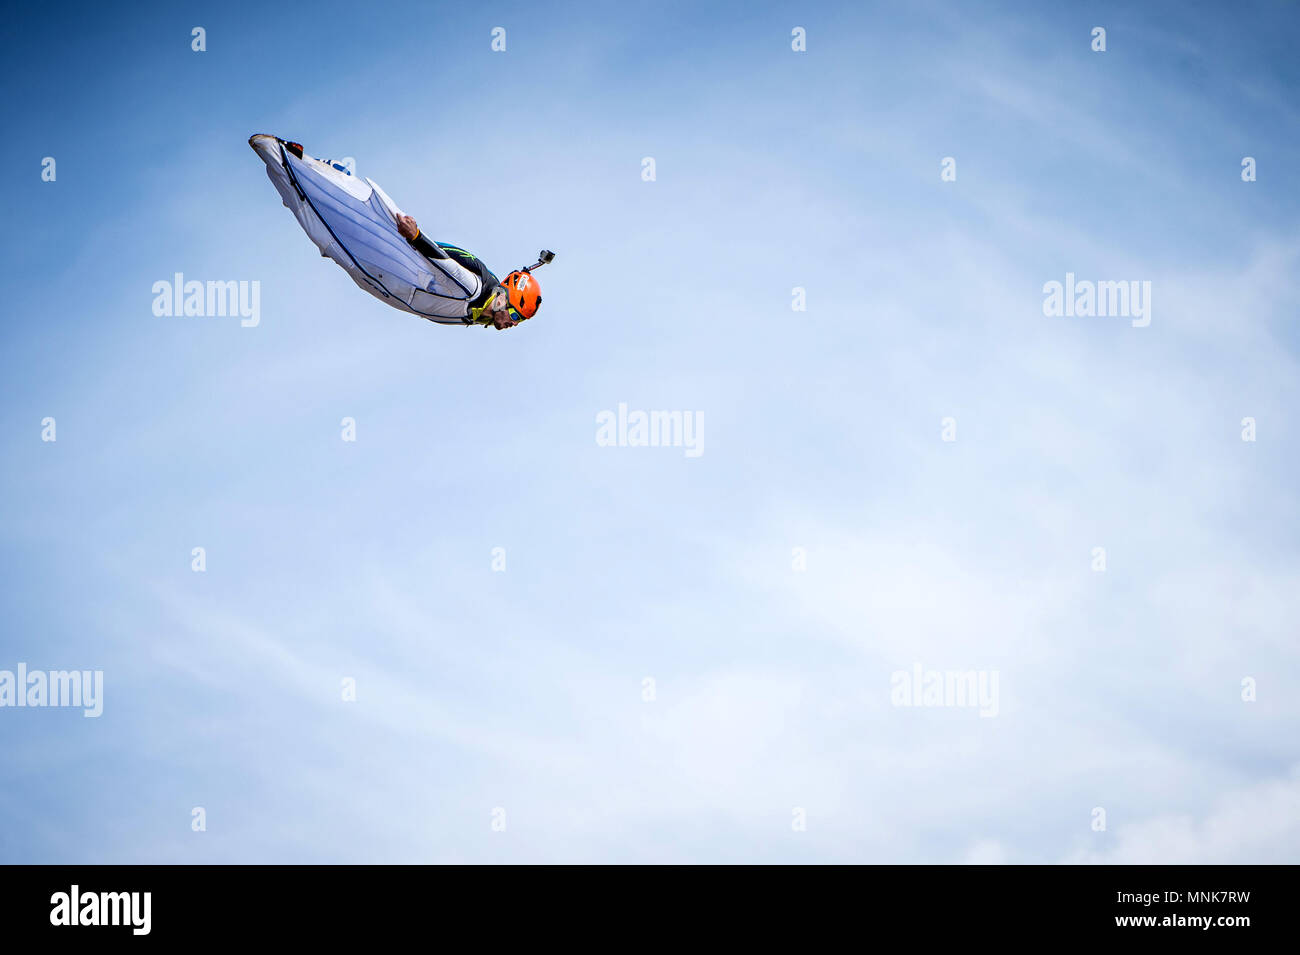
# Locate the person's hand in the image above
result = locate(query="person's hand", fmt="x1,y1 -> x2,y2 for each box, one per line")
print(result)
396,214 -> 419,240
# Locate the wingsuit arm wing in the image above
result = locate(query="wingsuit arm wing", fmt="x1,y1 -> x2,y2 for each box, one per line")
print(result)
404,235 -> 503,324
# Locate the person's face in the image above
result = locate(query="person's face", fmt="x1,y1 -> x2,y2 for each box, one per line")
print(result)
489,288 -> 518,328
491,303 -> 517,329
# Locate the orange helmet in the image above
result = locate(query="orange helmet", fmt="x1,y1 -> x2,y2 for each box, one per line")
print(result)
502,269 -> 542,320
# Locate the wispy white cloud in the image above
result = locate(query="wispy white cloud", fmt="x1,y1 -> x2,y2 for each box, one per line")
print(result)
1062,768 -> 1300,864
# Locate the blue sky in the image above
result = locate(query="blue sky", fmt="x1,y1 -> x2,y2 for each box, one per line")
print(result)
1,0 -> 1298,863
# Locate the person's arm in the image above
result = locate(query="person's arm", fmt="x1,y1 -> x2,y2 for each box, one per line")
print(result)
395,214 -> 448,261
395,215 -> 516,329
